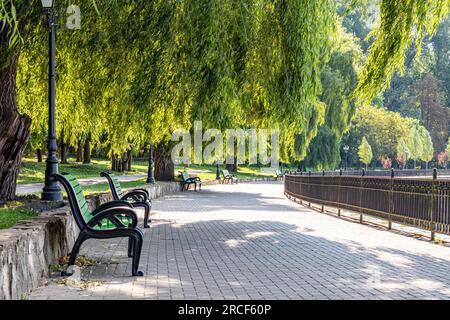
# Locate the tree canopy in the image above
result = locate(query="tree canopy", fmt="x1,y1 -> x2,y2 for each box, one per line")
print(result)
0,1 -> 449,199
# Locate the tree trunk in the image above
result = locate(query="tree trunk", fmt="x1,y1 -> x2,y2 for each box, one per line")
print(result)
112,153 -> 126,172
76,143 -> 84,162
143,145 -> 148,159
111,155 -> 117,171
83,136 -> 91,164
0,53 -> 31,200
119,153 -> 126,172
60,130 -> 68,164
155,142 -> 174,181
60,141 -> 68,164
37,149 -> 43,163
226,162 -> 237,173
126,149 -> 133,171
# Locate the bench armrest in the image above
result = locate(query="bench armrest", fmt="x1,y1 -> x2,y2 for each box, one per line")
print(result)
91,200 -> 133,216
87,206 -> 138,228
121,190 -> 148,202
133,188 -> 150,198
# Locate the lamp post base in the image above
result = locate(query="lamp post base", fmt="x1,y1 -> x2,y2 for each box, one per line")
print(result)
41,187 -> 63,201
42,166 -> 62,200
216,162 -> 221,180
147,145 -> 156,184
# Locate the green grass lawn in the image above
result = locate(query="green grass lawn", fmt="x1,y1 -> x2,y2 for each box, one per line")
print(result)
18,157 -> 279,197
174,163 -> 276,181
18,157 -> 148,184
81,178 -> 149,195
70,164 -> 276,196
0,206 -> 38,229
19,157 -> 278,185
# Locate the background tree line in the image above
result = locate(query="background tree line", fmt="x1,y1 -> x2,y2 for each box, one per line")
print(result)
0,0 -> 449,200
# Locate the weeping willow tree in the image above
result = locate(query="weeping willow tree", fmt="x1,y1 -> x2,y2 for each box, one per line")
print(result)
304,24 -> 362,170
153,0 -> 336,172
1,0 -> 449,199
356,0 -> 450,103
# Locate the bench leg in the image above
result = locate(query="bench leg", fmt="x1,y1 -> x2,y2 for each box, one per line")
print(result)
128,237 -> 134,257
144,205 -> 151,228
131,231 -> 144,276
131,202 -> 151,228
142,202 -> 151,228
62,232 -> 87,276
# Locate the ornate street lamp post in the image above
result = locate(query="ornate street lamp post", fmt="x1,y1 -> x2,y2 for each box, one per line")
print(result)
343,145 -> 350,171
146,144 -> 155,184
41,0 -> 62,201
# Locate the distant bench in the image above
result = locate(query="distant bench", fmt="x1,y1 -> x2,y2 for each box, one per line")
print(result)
180,171 -> 202,191
275,170 -> 284,181
222,169 -> 238,184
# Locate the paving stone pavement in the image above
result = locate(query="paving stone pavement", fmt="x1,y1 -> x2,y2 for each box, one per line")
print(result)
28,182 -> 450,300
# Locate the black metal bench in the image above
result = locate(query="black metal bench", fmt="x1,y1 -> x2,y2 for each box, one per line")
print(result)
222,169 -> 238,184
100,171 -> 152,228
180,171 -> 202,191
53,173 -> 144,277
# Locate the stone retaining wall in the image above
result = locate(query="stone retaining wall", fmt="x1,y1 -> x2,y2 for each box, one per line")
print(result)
0,177 -> 275,299
0,205 -> 75,300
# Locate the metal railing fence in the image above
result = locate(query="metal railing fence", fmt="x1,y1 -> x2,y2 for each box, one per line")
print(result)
284,170 -> 450,239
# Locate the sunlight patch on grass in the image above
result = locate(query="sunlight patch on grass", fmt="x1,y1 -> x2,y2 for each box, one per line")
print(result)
18,157 -> 148,185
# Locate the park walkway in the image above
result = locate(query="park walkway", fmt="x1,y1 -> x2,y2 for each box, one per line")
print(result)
29,182 -> 450,300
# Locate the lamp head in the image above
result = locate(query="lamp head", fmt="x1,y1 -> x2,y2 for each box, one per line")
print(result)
40,0 -> 55,9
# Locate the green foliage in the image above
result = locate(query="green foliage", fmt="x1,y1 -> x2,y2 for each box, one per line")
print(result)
304,126 -> 341,171
396,138 -> 410,168
356,0 -> 450,104
358,136 -> 373,166
336,0 -> 378,52
433,17 -> 450,106
11,0 -> 338,164
1,0 -> 449,181
345,105 -> 432,165
303,24 -> 362,170
407,120 -> 434,162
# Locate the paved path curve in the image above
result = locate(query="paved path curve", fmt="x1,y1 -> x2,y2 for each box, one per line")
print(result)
29,182 -> 450,300
16,174 -> 147,195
